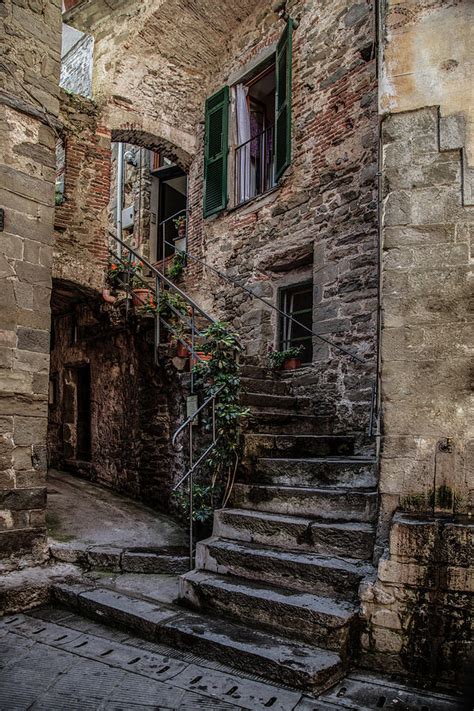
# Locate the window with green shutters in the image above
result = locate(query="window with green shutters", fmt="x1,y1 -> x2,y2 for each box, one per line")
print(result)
203,86 -> 229,217
203,20 -> 293,216
275,18 -> 293,182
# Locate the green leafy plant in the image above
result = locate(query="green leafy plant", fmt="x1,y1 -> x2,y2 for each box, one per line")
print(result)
157,289 -> 188,317
267,344 -> 304,369
171,483 -> 220,524
141,294 -> 158,314
167,251 -> 186,280
192,321 -> 250,508
107,257 -> 143,290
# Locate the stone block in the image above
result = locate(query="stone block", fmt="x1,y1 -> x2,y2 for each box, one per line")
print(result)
0,486 -> 46,511
13,415 -> 47,445
373,628 -> 403,654
0,233 -> 24,260
13,281 -> 34,310
17,327 -> 50,354
0,369 -> 33,395
372,608 -> 402,630
12,445 -> 32,471
14,349 -> 50,373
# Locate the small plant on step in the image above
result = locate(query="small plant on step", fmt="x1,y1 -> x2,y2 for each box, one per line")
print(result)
267,344 -> 304,370
166,251 -> 186,280
193,321 -> 250,508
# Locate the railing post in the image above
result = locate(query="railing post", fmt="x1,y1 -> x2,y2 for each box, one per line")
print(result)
189,423 -> 194,570
154,275 -> 160,365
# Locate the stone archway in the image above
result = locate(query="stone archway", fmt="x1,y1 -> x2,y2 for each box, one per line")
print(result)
107,104 -> 195,173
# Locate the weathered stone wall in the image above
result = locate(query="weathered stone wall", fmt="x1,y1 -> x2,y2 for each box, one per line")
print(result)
59,30 -> 94,99
360,514 -> 473,687
0,0 -> 62,568
48,300 -> 187,509
378,107 -> 473,527
63,0 -> 380,434
183,0 -> 379,433
54,89 -> 110,292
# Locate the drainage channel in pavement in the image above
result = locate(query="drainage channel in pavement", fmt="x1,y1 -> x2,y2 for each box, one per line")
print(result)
0,607 -> 304,710
0,607 -> 466,711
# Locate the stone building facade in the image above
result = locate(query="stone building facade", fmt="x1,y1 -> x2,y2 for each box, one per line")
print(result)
0,0 -> 62,569
0,0 -> 472,691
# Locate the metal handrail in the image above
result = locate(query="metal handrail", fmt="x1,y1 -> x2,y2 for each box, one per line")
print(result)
108,229 -> 230,568
162,238 -> 366,365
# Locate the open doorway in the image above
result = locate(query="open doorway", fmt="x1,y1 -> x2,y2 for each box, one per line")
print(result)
111,143 -> 188,266
150,154 -> 187,262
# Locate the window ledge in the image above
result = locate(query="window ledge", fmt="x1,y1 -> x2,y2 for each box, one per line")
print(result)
226,185 -> 280,216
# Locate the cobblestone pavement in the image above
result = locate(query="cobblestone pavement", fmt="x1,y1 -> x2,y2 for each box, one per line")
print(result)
0,607 -> 466,711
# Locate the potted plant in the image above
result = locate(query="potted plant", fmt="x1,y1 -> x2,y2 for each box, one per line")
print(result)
107,258 -> 128,292
141,294 -> 158,316
267,345 -> 305,370
128,262 -> 153,307
173,214 -> 187,239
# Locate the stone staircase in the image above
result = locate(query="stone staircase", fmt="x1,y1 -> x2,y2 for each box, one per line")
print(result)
177,366 -> 378,692
52,366 -> 377,695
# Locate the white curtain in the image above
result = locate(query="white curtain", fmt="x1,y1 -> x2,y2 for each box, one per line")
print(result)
236,83 -> 251,202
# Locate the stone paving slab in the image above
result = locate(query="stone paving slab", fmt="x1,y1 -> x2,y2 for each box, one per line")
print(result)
1,611 -> 304,710
47,470 -> 188,574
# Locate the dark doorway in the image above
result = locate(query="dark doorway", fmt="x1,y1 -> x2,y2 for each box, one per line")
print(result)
151,161 -> 187,261
75,365 -> 91,461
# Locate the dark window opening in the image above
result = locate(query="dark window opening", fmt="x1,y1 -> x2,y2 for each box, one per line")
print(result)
234,60 -> 276,205
75,365 -> 91,461
279,282 -> 313,363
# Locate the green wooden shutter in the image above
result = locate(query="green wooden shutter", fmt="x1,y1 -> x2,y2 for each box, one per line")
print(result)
275,19 -> 293,182
203,85 -> 229,217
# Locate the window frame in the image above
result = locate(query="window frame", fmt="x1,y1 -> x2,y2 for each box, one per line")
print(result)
278,280 -> 313,364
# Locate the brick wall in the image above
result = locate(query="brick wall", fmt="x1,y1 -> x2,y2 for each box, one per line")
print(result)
54,90 -> 111,291
0,0 -> 62,568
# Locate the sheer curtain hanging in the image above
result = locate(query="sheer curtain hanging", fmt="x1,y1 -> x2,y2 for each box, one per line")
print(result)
236,83 -> 251,202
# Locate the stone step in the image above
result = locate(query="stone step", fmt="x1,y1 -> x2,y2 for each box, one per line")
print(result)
53,582 -> 343,693
246,409 -> 334,435
241,377 -> 291,396
214,508 -> 375,560
243,433 -> 356,459
232,483 -> 378,522
49,544 -> 189,575
241,392 -> 301,410
196,537 -> 370,601
181,570 -> 358,653
252,457 -> 377,489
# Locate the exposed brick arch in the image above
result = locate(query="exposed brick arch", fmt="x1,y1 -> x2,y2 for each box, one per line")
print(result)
106,103 -> 195,172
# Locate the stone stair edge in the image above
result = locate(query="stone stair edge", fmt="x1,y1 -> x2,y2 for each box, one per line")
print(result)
49,542 -> 189,574
51,581 -> 344,692
198,536 -> 374,577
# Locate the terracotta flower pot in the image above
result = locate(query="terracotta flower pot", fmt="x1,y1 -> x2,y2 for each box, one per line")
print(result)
132,288 -> 152,307
192,351 -> 212,366
283,357 -> 302,370
176,342 -> 189,358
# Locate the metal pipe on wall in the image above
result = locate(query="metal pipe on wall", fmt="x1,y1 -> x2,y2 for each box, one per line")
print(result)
116,142 -> 124,258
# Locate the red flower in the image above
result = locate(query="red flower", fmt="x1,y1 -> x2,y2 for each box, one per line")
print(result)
110,263 -> 117,270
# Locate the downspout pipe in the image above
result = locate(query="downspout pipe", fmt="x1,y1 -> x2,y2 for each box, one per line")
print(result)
116,142 -> 124,258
